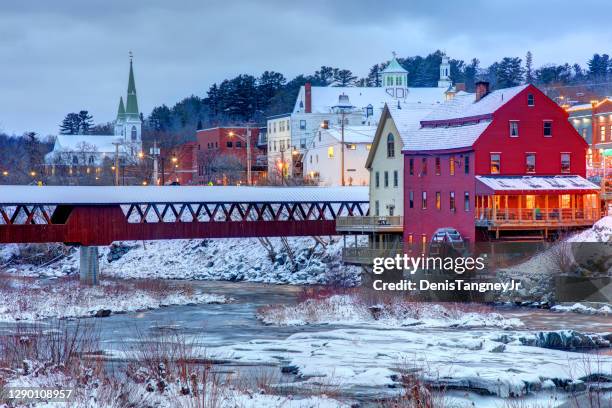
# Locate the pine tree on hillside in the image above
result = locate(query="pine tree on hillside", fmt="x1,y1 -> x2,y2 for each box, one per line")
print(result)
314,66 -> 335,86
333,69 -> 357,87
366,64 -> 383,87
491,57 -> 524,88
525,51 -> 534,84
78,110 -> 94,134
588,54 -> 610,78
59,113 -> 82,135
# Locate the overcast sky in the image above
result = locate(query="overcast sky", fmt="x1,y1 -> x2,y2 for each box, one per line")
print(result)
1,0 -> 610,136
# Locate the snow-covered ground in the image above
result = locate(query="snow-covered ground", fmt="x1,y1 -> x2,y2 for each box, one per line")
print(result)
551,302 -> 611,315
0,278 -> 227,321
258,293 -> 523,328
1,237 -> 362,286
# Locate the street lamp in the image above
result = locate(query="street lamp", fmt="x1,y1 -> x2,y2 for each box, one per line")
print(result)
228,128 -> 253,185
332,93 -> 354,186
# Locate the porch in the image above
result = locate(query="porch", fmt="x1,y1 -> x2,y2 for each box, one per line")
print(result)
336,215 -> 403,233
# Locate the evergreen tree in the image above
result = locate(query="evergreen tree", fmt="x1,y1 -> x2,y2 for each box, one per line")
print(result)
78,110 -> 94,134
332,69 -> 357,87
314,66 -> 335,86
366,64 -> 383,87
491,57 -> 524,88
525,51 -> 534,84
588,53 -> 610,78
59,113 -> 81,135
464,58 -> 479,91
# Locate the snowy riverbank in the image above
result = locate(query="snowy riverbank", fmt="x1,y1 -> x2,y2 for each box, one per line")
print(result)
1,237 -> 363,286
0,277 -> 227,321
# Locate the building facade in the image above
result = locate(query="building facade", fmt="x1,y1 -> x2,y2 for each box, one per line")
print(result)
404,82 -> 598,245
193,126 -> 266,185
45,56 -> 142,170
266,113 -> 293,182
303,125 -> 375,186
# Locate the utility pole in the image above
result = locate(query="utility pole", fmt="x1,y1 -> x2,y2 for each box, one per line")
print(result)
113,142 -> 120,186
332,93 -> 353,187
246,125 -> 252,186
340,110 -> 346,186
150,141 -> 160,185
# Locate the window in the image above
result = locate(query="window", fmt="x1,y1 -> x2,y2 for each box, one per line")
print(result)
421,192 -> 427,209
387,133 -> 395,158
318,132 -> 321,142
449,192 -> 456,211
131,126 -> 137,141
409,158 -> 414,175
300,138 -> 306,149
601,126 -> 606,142
464,155 -> 470,174
280,140 -> 285,151
236,141 -> 242,148
321,120 -> 329,129
309,155 -> 312,164
327,146 -> 334,158
464,192 -> 470,211
509,121 -> 519,137
299,120 -> 306,130
347,144 -> 356,150
72,156 -> 78,165
384,171 -> 389,188
527,93 -> 534,106
88,156 -> 95,165
526,153 -> 536,173
435,192 -> 441,210
286,120 -> 290,130
366,144 -> 372,151
421,158 -> 427,176
375,200 -> 380,216
375,172 -> 380,188
543,121 -> 552,137
561,153 -> 571,173
435,157 -> 441,175
449,156 -> 455,175
227,141 -> 233,148
393,170 -> 398,187
273,140 -> 277,151
409,191 -> 414,208
490,154 -> 500,174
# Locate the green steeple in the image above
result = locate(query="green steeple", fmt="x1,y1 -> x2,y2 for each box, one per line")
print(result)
116,96 -> 125,121
125,56 -> 139,119
382,56 -> 408,74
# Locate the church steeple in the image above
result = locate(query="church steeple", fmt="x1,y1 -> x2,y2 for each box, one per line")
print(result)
381,52 -> 409,99
125,52 -> 139,119
116,96 -> 125,121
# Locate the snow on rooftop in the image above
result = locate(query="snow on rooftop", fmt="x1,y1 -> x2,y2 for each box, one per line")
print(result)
325,126 -> 376,144
385,101 -> 447,148
0,186 -> 369,205
294,86 -> 447,116
476,175 -> 600,192
52,134 -> 124,153
404,120 -> 491,151
422,85 -> 529,122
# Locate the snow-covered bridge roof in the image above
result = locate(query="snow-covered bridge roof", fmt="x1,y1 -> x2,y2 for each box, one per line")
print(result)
0,186 -> 369,205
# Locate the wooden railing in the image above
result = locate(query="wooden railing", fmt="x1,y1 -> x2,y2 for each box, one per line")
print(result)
336,216 -> 403,232
475,207 -> 599,227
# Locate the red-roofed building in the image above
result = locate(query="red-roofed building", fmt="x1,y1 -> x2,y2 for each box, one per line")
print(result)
402,82 -> 600,244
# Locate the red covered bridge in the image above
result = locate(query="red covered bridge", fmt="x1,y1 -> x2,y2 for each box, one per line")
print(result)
0,186 -> 369,246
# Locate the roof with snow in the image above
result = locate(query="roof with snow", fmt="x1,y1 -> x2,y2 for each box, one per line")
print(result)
421,85 -> 529,122
386,101 -> 453,147
0,186 -> 369,205
50,134 -> 124,153
293,86 -> 448,116
324,126 -> 376,144
475,175 -> 599,193
404,121 -> 492,152
381,58 -> 408,74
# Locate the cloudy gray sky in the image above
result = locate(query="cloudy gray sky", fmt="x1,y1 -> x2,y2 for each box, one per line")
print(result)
0,0 -> 610,136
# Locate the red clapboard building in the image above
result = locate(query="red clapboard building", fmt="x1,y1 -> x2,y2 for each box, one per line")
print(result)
402,82 -> 600,244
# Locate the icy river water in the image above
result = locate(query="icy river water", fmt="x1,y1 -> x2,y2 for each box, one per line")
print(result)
78,280 -> 610,407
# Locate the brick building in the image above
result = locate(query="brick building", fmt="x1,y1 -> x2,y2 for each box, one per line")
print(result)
403,82 -> 599,244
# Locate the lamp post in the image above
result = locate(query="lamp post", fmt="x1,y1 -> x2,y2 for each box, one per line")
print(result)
332,93 -> 354,186
138,141 -> 165,186
228,126 -> 252,186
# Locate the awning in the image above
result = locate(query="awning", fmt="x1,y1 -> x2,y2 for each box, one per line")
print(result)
475,175 -> 600,195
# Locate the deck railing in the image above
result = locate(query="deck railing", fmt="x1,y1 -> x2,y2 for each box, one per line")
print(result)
342,244 -> 404,264
475,207 -> 599,227
336,216 -> 403,232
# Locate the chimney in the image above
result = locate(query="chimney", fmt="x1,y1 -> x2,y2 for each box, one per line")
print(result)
475,81 -> 490,102
305,82 -> 312,113
455,83 -> 466,92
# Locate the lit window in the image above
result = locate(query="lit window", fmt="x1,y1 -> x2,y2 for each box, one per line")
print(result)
509,121 -> 519,137
327,146 -> 334,158
366,144 -> 372,151
526,153 -> 536,173
543,121 -> 552,137
601,126 -> 606,142
449,156 -> 455,175
450,192 -> 456,211
435,192 -> 441,210
490,154 -> 500,174
347,144 -> 356,150
464,192 -> 470,211
561,153 -> 570,173
421,191 -> 427,209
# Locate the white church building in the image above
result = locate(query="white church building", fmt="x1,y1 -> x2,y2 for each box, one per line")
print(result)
45,57 -> 142,169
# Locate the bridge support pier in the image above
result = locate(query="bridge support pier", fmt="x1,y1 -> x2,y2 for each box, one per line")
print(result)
79,246 -> 99,285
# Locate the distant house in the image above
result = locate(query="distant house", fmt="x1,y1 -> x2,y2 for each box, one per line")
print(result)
44,57 -> 143,172
303,125 -> 375,186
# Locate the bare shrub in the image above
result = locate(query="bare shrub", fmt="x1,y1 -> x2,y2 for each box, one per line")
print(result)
548,240 -> 576,275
